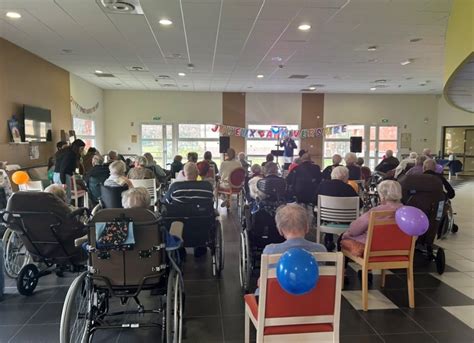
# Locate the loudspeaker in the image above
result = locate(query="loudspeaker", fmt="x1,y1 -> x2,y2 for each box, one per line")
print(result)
219,136 -> 230,154
350,136 -> 362,153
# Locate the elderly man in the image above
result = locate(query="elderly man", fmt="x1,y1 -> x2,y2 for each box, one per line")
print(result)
249,162 -> 285,201
84,155 -> 110,204
395,152 -> 418,178
422,148 -> 432,158
176,152 -> 200,181
106,150 -> 118,165
128,156 -> 155,180
375,149 -> 400,174
286,153 -> 322,204
322,154 -> 342,180
345,152 -> 362,180
423,159 -> 455,199
261,153 -> 274,167
104,160 -> 133,188
406,155 -> 427,176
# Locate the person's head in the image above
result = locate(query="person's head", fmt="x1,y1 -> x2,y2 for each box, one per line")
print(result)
71,139 -> 86,155
356,157 -> 365,166
265,153 -> 274,163
174,155 -> 183,163
122,187 -> 150,209
345,152 -> 357,166
301,153 -> 312,162
238,152 -> 246,161
187,152 -> 198,163
204,151 -> 212,161
386,149 -> 394,158
250,164 -> 262,176
92,154 -> 104,167
331,166 -> 349,182
143,152 -> 154,165
422,148 -> 432,157
183,162 -> 199,181
44,184 -> 67,203
56,141 -> 68,151
197,161 -> 210,177
108,150 -> 118,162
226,148 -> 236,160
415,155 -> 427,166
377,180 -> 402,204
332,154 -> 342,165
298,149 -> 307,158
263,162 -> 279,176
409,152 -> 418,159
423,158 -> 437,172
109,160 -> 127,176
275,204 -> 310,238
86,147 -> 97,156
135,156 -> 148,168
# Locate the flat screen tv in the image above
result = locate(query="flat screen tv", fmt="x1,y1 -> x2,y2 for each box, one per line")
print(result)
23,105 -> 52,142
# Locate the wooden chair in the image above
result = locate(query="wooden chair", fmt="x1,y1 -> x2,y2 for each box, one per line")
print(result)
18,180 -> 44,192
129,178 -> 158,209
316,195 -> 360,244
71,176 -> 89,208
215,167 -> 246,210
244,252 -> 344,343
342,210 -> 416,311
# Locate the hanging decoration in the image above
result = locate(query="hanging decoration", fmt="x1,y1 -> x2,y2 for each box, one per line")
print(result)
70,96 -> 100,115
210,124 -> 346,139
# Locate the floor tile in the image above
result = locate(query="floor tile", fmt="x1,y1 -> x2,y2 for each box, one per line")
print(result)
403,306 -> 473,334
430,330 -> 474,342
0,303 -> 42,326
184,295 -> 220,318
452,249 -> 474,262
222,315 -> 244,341
340,310 -> 376,336
381,332 -> 437,343
360,309 -> 423,334
380,289 -> 439,308
182,316 -> 224,343
455,286 -> 474,299
443,305 -> 474,329
11,323 -> 59,343
446,259 -> 474,272
418,283 -> 474,306
342,290 -> 398,310
184,280 -> 219,297
430,271 -> 474,289
0,325 -> 21,342
28,303 -> 64,325
340,335 -> 384,343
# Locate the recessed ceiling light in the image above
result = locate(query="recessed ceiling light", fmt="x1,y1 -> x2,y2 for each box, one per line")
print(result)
400,59 -> 414,66
257,74 -> 264,79
370,87 -> 377,91
178,72 -> 186,77
95,70 -> 103,74
298,24 -> 311,31
6,12 -> 21,19
367,45 -> 377,51
159,18 -> 173,26
309,86 -> 316,91
187,63 -> 195,70
271,56 -> 283,62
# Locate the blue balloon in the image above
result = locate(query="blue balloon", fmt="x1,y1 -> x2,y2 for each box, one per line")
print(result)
276,248 -> 319,295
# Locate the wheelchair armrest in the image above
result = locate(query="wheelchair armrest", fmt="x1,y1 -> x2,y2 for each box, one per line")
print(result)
69,207 -> 91,219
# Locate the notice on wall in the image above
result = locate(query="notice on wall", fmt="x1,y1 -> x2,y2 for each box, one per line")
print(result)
400,132 -> 412,149
131,135 -> 138,143
29,144 -> 39,160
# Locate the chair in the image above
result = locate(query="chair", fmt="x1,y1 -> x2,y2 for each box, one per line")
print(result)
244,252 -> 344,343
130,178 -> 157,208
216,167 -> 246,210
18,180 -> 44,192
71,176 -> 89,208
342,210 -> 416,311
316,195 -> 360,244
99,185 -> 127,208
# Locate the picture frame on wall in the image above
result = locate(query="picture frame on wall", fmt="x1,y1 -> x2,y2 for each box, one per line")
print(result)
8,117 -> 22,143
68,129 -> 76,143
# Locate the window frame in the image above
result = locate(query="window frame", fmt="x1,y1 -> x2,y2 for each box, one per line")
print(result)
73,117 -> 96,149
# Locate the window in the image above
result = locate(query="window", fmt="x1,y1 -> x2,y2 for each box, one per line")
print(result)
369,126 -> 398,170
246,124 -> 299,165
73,117 -> 96,149
141,124 -> 173,166
323,125 -> 365,167
178,124 -> 220,163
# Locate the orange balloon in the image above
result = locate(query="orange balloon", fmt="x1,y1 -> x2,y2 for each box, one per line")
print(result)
12,171 -> 30,185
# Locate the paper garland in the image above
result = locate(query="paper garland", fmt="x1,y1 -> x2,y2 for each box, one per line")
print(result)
70,96 -> 100,115
211,124 -> 347,139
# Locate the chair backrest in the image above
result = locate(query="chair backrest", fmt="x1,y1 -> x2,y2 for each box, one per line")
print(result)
257,252 -> 343,341
364,210 -> 415,261
18,180 -> 44,192
317,195 -> 360,224
229,167 -> 246,188
99,185 -> 127,208
130,179 -> 157,206
257,177 -> 286,201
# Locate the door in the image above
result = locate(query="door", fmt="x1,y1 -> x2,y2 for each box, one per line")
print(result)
464,129 -> 474,172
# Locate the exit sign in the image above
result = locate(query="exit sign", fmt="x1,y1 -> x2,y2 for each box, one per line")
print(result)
381,118 -> 389,123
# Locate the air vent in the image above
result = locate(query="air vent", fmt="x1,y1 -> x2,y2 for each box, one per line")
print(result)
289,74 -> 308,79
157,75 -> 170,79
161,84 -> 177,88
96,73 -> 115,78
97,0 -> 144,15
126,65 -> 148,72
310,84 -> 325,88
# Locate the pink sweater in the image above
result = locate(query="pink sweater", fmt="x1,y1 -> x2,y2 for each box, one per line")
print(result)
342,202 -> 403,244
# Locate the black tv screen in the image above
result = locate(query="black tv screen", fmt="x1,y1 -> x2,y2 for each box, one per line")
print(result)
24,105 -> 52,142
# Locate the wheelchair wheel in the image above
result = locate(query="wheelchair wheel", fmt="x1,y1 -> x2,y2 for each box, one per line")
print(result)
166,268 -> 183,343
60,272 -> 91,343
4,229 -> 30,279
239,230 -> 251,292
17,264 -> 39,296
212,221 -> 224,277
436,248 -> 446,275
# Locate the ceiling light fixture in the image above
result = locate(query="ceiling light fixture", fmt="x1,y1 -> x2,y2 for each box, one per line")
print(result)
298,24 -> 311,31
367,45 -> 377,51
370,87 -> 377,91
257,74 -> 264,79
159,18 -> 173,26
400,59 -> 414,66
95,70 -> 103,74
178,72 -> 186,77
6,12 -> 21,19
309,86 -> 316,91
410,38 -> 423,43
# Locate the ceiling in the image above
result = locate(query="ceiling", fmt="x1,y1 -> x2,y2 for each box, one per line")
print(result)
0,0 -> 452,93
445,53 -> 474,112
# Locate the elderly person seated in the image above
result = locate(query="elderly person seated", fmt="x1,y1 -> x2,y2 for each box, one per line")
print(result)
356,157 -> 371,182
288,149 -> 306,173
218,148 -> 243,207
104,161 -> 133,188
128,156 -> 155,180
44,184 -> 74,209
176,152 -> 199,181
238,152 -> 251,173
394,152 -> 417,178
261,153 -> 274,167
143,152 -> 167,183
375,149 -> 400,174
84,155 -> 110,205
204,151 -> 219,175
322,154 -> 342,180
344,152 -> 362,180
105,150 -> 118,165
287,153 -> 322,204
0,161 -> 12,200
247,164 -> 264,201
170,155 -> 184,178
405,155 -> 427,176
249,162 -> 284,201
423,159 -> 455,199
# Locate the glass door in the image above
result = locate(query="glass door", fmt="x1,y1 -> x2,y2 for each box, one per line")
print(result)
368,125 -> 398,170
141,124 -> 175,167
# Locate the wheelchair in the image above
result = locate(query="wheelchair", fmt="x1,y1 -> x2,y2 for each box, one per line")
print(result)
59,207 -> 184,343
2,228 -> 31,278
239,177 -> 286,292
1,192 -> 89,295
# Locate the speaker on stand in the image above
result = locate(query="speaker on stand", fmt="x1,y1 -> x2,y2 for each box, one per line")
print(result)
219,136 -> 230,154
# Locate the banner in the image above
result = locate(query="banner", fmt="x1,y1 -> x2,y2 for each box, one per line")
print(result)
70,96 -> 100,115
210,124 -> 346,139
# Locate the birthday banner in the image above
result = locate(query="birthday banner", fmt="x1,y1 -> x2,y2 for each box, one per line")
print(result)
211,124 -> 347,139
70,96 -> 100,115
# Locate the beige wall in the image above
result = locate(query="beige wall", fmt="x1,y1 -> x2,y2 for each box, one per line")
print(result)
70,74 -> 105,152
0,38 -> 71,167
246,93 -> 302,125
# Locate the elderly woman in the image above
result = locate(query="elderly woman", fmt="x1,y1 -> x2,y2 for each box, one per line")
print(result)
248,164 -> 264,200
405,155 -> 427,176
341,180 -> 403,255
44,184 -> 75,209
322,154 -> 343,180
344,152 -> 361,180
128,156 -> 155,180
104,161 -> 133,188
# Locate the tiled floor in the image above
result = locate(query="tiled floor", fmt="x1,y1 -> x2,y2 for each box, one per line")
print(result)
1,179 -> 473,342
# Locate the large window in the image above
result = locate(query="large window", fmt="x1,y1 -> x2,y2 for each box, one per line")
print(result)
323,125 -> 365,167
73,117 -> 96,149
141,124 -> 173,166
178,124 -> 220,163
246,124 -> 299,165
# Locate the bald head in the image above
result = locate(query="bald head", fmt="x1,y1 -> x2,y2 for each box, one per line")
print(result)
386,150 -> 394,157
275,204 -> 309,237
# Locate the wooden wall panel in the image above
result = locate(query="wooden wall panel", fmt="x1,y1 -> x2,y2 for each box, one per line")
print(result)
0,38 -> 71,167
222,92 -> 246,153
301,93 -> 324,165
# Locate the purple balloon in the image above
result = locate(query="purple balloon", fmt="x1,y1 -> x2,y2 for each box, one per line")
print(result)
395,206 -> 430,236
435,164 -> 444,174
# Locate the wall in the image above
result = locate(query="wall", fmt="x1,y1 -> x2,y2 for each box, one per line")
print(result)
103,90 -> 222,153
0,38 -> 71,167
223,93 -> 246,154
70,74 -> 105,152
324,94 -> 439,155
246,93 -> 301,125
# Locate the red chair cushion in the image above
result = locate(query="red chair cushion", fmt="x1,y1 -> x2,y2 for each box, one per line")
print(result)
369,255 -> 409,262
265,323 -> 333,335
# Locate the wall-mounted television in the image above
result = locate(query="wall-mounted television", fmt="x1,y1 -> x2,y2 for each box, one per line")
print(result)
23,105 -> 52,142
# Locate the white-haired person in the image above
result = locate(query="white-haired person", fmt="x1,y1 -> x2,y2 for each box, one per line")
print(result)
127,156 -> 155,180
219,148 -> 242,207
104,161 -> 133,189
0,161 -> 12,200
394,152 -> 418,178
238,152 -> 251,173
422,148 -> 432,159
322,154 -> 342,180
344,152 -> 362,180
247,164 -> 264,201
44,184 -> 75,210
423,159 -> 455,199
375,149 -> 400,174
405,155 -> 427,176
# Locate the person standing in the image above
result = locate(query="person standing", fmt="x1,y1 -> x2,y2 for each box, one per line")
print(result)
54,139 -> 86,203
280,136 -> 297,170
